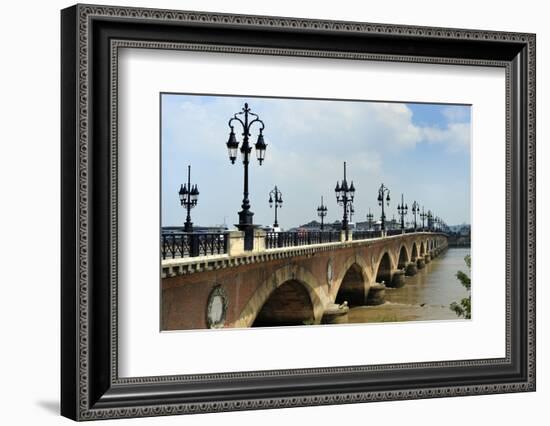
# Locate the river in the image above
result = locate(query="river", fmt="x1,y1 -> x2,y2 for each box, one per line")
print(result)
336,248 -> 471,324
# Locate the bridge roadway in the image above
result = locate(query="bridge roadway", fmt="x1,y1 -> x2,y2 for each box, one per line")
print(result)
161,231 -> 448,330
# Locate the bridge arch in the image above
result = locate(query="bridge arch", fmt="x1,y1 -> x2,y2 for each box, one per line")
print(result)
411,242 -> 418,261
332,255 -> 371,306
420,242 -> 425,256
397,245 -> 409,269
233,265 -> 325,328
252,280 -> 315,327
335,263 -> 367,306
375,252 -> 393,285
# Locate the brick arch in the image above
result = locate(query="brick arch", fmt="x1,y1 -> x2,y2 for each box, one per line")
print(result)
397,244 -> 410,268
333,255 -> 371,306
374,250 -> 395,285
420,241 -> 426,255
410,242 -> 419,261
332,254 -> 372,296
232,264 -> 326,328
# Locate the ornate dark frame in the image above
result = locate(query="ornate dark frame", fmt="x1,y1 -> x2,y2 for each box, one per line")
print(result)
61,3 -> 536,421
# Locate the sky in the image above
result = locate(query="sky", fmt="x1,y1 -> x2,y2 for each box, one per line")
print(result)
161,94 -> 471,229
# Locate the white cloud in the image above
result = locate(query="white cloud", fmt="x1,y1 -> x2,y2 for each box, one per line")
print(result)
420,122 -> 471,152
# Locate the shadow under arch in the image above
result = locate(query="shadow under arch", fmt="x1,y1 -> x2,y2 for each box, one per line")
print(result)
335,263 -> 367,307
397,245 -> 409,269
252,280 -> 315,327
375,252 -> 392,285
233,264 -> 325,328
411,242 -> 418,261
420,241 -> 426,256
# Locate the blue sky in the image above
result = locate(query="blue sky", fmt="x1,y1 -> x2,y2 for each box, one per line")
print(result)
161,94 -> 471,229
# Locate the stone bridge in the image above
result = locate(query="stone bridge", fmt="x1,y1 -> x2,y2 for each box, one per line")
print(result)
161,232 -> 448,330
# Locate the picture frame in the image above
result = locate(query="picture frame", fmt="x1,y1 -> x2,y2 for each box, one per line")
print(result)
61,3 -> 536,421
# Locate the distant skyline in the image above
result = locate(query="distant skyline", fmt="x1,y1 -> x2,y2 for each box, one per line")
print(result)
161,94 -> 471,229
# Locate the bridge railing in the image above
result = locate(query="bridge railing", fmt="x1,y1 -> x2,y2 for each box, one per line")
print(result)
161,232 -> 228,259
265,231 -> 340,249
352,230 -> 382,240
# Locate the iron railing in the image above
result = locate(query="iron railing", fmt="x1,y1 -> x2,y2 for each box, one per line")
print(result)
352,230 -> 382,240
265,231 -> 340,249
161,232 -> 228,259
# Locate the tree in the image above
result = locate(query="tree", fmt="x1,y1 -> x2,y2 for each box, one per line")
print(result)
450,255 -> 471,319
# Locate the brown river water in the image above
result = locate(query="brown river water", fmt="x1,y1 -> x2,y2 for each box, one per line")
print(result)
334,248 -> 471,324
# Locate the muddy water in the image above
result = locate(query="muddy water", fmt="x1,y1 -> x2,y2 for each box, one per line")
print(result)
337,248 -> 471,324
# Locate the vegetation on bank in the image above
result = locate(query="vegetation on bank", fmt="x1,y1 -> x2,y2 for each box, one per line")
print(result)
450,254 -> 471,319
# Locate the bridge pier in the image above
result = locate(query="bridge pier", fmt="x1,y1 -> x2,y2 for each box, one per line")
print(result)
366,283 -> 386,305
321,303 -> 350,324
416,258 -> 426,269
424,253 -> 431,264
390,269 -> 406,288
405,262 -> 417,276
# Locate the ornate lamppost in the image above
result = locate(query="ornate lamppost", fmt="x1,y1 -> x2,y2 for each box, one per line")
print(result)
366,208 -> 374,230
268,186 -> 283,228
427,210 -> 434,231
377,183 -> 391,232
420,206 -> 427,231
178,165 -> 199,232
317,196 -> 328,230
335,161 -> 355,241
226,103 -> 267,249
411,200 -> 419,231
397,193 -> 408,231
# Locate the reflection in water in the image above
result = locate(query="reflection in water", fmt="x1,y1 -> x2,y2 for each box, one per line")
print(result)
335,248 -> 471,324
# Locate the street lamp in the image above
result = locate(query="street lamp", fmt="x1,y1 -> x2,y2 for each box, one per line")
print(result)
427,210 -> 434,231
317,196 -> 328,230
377,183 -> 390,232
226,103 -> 267,249
366,208 -> 374,230
397,193 -> 408,231
268,185 -> 283,228
335,161 -> 355,241
178,164 -> 199,232
420,206 -> 427,231
411,200 -> 419,231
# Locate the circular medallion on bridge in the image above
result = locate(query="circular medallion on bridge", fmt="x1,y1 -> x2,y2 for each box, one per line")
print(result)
206,285 -> 228,329
327,259 -> 333,286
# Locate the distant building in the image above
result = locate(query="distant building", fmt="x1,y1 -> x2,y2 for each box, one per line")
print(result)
448,224 -> 471,247
162,225 -> 228,234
